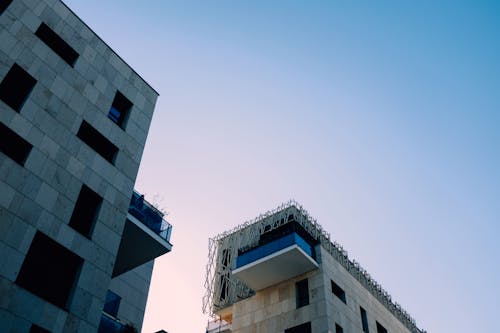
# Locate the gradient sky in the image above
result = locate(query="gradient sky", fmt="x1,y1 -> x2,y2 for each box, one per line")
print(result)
64,1 -> 500,332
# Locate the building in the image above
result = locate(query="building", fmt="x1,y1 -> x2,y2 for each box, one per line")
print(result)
203,202 -> 425,333
0,0 -> 172,332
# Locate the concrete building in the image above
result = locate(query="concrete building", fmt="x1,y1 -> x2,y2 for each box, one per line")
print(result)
0,1 -> 172,332
203,202 -> 425,333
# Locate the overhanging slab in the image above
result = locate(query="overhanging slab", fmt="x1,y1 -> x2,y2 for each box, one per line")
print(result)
232,245 -> 318,291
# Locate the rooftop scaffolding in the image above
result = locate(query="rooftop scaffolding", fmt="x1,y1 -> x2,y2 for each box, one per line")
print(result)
202,200 -> 426,333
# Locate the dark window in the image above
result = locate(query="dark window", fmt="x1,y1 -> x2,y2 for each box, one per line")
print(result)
360,306 -> 369,333
285,322 -> 311,333
77,121 -> 118,164
35,23 -> 79,66
103,290 -> 121,317
331,280 -> 346,303
68,184 -> 102,238
0,63 -> 37,112
108,91 -> 132,128
16,232 -> 83,309
376,322 -> 387,333
335,323 -> 344,333
0,0 -> 13,15
295,278 -> 309,308
0,122 -> 32,166
30,325 -> 51,333
221,248 -> 231,267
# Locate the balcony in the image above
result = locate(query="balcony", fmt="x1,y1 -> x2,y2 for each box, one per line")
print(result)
232,232 -> 318,291
112,191 -> 173,277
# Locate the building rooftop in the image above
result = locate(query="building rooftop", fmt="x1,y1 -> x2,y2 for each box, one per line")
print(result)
203,201 -> 426,333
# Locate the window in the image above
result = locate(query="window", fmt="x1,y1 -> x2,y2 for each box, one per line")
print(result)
69,184 -> 102,238
0,63 -> 37,112
0,0 -> 13,15
77,121 -> 118,164
376,322 -> 388,333
285,322 -> 311,333
103,290 -> 121,317
360,306 -> 369,333
35,23 -> 79,66
0,122 -> 32,166
331,280 -> 346,303
295,278 -> 309,308
108,91 -> 132,128
16,232 -> 83,309
335,323 -> 344,333
30,325 -> 51,333
221,248 -> 231,268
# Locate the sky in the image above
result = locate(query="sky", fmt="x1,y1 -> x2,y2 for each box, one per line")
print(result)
64,1 -> 500,332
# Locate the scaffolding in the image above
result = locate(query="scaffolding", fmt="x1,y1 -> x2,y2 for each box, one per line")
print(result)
202,200 -> 426,333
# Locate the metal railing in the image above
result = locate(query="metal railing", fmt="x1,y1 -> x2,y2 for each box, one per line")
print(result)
236,232 -> 313,268
128,191 -> 172,243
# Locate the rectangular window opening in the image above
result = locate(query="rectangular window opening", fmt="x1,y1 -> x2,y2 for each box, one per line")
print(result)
376,322 -> 388,333
285,322 -> 311,333
360,306 -> 370,333
0,0 -> 13,15
69,184 -> 102,238
16,232 -> 83,309
0,63 -> 37,112
335,323 -> 344,333
0,122 -> 33,166
77,121 -> 118,164
35,23 -> 79,66
331,279 -> 346,304
108,91 -> 132,128
295,278 -> 309,309
103,290 -> 121,317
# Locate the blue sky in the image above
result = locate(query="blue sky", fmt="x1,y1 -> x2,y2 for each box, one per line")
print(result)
65,1 -> 500,332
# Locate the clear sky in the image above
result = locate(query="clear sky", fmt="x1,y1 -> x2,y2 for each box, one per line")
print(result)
64,1 -> 500,332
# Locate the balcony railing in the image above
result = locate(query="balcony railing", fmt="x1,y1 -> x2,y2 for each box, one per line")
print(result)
128,191 -> 172,243
236,232 -> 313,268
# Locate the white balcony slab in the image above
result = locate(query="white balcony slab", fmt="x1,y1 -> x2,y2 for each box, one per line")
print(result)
232,244 -> 318,291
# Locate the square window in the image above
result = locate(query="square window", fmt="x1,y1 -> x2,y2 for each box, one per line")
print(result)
77,121 -> 118,164
108,91 -> 132,128
376,321 -> 388,333
295,278 -> 309,308
331,279 -> 346,304
335,323 -> 344,333
0,122 -> 33,166
16,232 -> 83,309
35,23 -> 79,66
0,0 -> 13,15
68,184 -> 103,238
103,290 -> 121,317
0,63 -> 37,112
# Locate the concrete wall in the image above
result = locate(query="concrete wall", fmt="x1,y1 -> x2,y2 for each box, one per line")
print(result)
320,247 -> 412,333
229,266 -> 329,333
0,0 -> 158,332
108,260 -> 154,330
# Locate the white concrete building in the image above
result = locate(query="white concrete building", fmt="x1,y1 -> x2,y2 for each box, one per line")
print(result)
203,202 -> 425,333
0,1 -> 172,332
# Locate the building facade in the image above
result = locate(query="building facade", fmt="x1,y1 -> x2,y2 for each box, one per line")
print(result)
0,1 -> 171,332
203,202 -> 425,333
